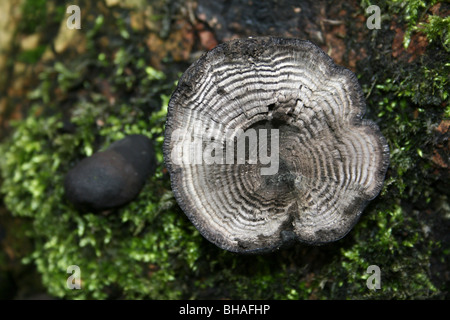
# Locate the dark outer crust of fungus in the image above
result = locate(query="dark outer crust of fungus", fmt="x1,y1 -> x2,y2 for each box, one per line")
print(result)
163,37 -> 390,253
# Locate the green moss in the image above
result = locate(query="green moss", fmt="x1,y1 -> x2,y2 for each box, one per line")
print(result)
17,45 -> 47,64
318,203 -> 438,299
18,0 -> 66,34
418,15 -> 450,51
388,0 -> 433,48
345,0 -> 450,299
19,0 -> 47,34
362,0 -> 449,50
0,93 -> 204,299
0,7 -> 196,297
364,74 -> 444,201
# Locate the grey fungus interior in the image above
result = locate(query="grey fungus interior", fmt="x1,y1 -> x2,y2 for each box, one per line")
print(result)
163,37 -> 390,253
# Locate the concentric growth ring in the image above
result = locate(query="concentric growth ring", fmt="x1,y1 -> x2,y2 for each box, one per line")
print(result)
163,37 -> 390,253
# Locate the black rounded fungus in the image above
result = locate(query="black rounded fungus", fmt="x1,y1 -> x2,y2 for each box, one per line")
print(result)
64,134 -> 156,212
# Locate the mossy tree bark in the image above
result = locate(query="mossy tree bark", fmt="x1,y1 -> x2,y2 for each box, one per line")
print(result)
0,0 -> 448,299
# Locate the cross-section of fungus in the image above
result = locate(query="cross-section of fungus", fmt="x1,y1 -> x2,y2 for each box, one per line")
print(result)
163,37 -> 390,253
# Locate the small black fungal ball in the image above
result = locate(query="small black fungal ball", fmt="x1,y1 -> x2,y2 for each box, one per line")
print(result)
64,134 -> 156,212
